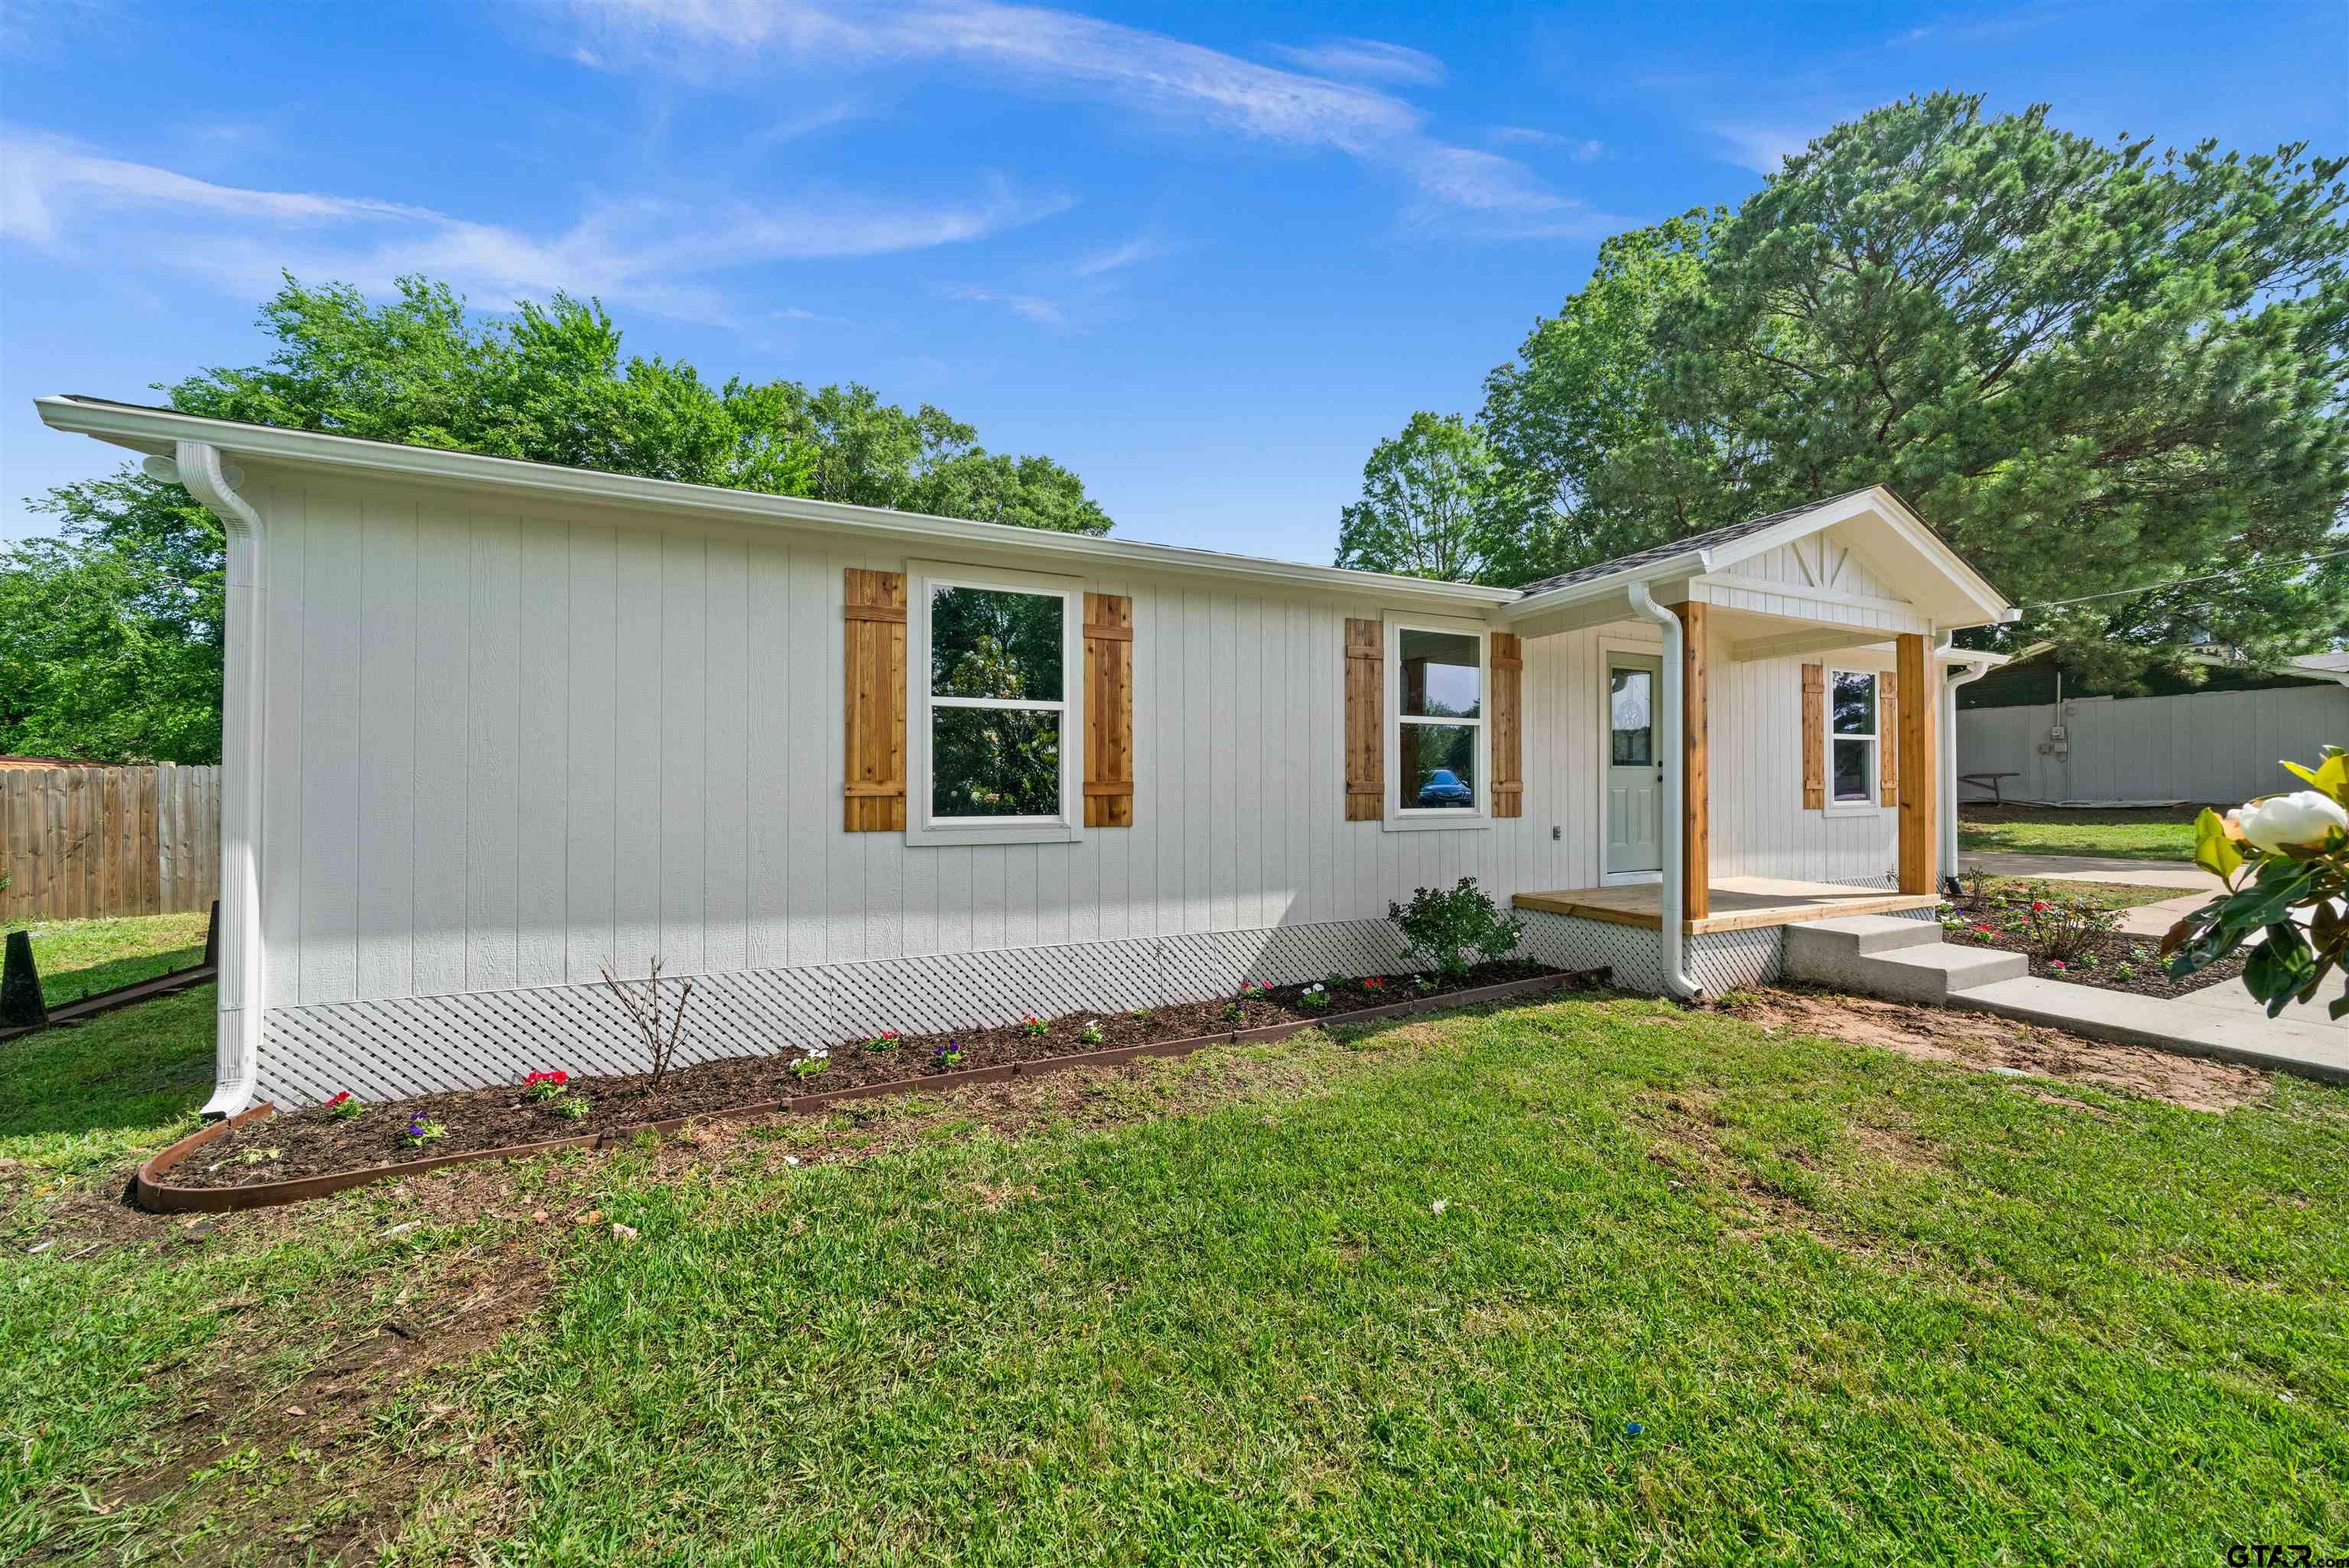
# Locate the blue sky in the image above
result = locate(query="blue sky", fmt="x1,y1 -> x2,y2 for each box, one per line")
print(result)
3,0 -> 2343,561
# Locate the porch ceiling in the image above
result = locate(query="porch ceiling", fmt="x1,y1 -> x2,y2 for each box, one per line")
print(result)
1513,877 -> 1939,936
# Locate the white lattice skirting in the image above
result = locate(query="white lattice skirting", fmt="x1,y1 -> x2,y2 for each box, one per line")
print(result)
255,919 -> 1435,1107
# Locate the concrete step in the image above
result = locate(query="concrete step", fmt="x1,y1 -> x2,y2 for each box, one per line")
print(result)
1785,917 -> 2026,1005
1783,914 -> 1948,968
1850,944 -> 2031,1005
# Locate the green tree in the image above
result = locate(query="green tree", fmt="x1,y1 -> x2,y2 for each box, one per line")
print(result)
1479,94 -> 2349,678
1477,212 -> 1716,585
9,274 -> 1113,761
0,472 -> 225,763
1333,411 -> 1506,582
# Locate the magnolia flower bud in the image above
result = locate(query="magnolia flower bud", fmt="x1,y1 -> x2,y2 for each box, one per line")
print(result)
2237,790 -> 2348,853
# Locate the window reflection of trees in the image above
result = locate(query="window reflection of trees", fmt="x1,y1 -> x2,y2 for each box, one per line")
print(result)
929,586 -> 1064,820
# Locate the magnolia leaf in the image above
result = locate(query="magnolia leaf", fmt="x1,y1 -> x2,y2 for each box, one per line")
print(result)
2191,808 -> 2244,882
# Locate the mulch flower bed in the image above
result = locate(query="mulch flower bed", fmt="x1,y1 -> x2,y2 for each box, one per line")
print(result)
166,961 -> 1582,1190
1941,898 -> 2243,999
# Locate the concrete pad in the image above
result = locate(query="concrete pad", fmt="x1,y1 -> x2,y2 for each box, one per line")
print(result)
1960,852 -> 2211,886
1952,976 -> 2349,1083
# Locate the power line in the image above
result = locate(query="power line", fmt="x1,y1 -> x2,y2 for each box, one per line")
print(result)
2016,545 -> 2349,612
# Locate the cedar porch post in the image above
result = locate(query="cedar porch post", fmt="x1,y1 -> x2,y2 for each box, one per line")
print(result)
1896,632 -> 1936,894
1671,602 -> 1709,921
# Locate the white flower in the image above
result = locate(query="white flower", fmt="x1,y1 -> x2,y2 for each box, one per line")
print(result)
2237,790 -> 2348,853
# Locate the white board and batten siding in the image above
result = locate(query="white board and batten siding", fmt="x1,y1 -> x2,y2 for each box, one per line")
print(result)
248,474 -> 1595,1026
1710,630 -> 1902,887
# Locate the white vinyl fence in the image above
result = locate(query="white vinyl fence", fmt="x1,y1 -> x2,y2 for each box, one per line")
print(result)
1957,683 -> 2349,806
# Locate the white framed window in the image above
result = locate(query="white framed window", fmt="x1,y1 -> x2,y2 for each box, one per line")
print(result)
906,560 -> 1084,846
1384,615 -> 1489,831
1826,667 -> 1881,812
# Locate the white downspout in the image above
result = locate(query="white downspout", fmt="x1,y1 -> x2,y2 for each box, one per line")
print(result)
1627,581 -> 1701,1000
153,442 -> 266,1115
1939,636 -> 1992,884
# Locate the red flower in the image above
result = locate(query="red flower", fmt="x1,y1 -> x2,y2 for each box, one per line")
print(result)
326,1090 -> 351,1107
1972,924 -> 1995,933
879,1030 -> 900,1040
1363,976 -> 1385,989
525,1070 -> 569,1086
2029,902 -> 2048,912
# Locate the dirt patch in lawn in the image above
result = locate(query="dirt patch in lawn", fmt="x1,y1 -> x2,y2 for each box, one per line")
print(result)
1713,985 -> 2271,1113
167,963 -> 1569,1190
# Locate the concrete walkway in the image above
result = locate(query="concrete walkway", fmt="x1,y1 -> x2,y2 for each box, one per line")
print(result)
1945,850 -> 2348,1079
1954,975 -> 2349,1084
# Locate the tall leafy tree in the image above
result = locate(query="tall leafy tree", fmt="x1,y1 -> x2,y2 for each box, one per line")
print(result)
1,472 -> 226,763
1333,411 -> 1506,581
1477,212 -> 1715,585
1478,94 -> 2349,678
7,274 -> 1113,761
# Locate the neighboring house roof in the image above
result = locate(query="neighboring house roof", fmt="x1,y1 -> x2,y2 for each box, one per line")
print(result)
2290,651 -> 2349,676
36,394 -> 2013,628
1516,489 -> 1880,596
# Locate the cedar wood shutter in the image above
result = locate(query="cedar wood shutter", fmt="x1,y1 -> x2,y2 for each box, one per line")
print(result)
1344,618 -> 1382,820
1877,670 -> 1900,806
843,569 -> 907,831
1801,662 -> 1825,810
1491,632 -> 1525,818
1083,592 -> 1134,827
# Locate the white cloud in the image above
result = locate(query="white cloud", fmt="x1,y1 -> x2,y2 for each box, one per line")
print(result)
1486,126 -> 1605,161
1067,232 -> 1170,278
947,282 -> 1065,326
1711,123 -> 1821,176
541,0 -> 1584,231
1,128 -> 1066,322
1265,37 -> 1445,87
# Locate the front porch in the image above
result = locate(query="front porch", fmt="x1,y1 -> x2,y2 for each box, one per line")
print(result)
1513,877 -> 1940,936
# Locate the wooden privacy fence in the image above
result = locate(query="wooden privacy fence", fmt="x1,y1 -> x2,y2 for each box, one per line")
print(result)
0,765 -> 221,921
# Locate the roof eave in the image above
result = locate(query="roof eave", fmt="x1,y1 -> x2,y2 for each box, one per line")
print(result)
1502,550 -> 1711,621
35,395 -> 1522,609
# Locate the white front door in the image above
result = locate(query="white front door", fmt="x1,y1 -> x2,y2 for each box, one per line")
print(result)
1606,654 -> 1662,878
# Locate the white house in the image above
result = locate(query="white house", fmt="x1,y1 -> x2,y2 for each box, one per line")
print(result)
38,396 -> 2015,1112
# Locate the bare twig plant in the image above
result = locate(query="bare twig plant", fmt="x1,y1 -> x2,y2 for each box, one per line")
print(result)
599,957 -> 696,1090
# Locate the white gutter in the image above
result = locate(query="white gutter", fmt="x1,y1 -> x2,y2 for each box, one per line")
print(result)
39,395 -> 1518,612
1626,580 -> 1702,1000
1938,635 -> 1995,881
148,442 -> 265,1116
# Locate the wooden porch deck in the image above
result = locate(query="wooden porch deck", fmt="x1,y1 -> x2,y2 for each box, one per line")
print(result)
1513,876 -> 1938,936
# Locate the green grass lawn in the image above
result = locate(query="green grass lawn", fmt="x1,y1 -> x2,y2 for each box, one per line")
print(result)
14,909 -> 212,1008
1957,805 -> 2204,863
5,986 -> 2344,1564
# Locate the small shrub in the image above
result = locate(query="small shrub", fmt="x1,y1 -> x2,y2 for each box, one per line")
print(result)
1021,1014 -> 1048,1037
600,956 -> 696,1092
1388,878 -> 1524,979
556,1096 -> 593,1121
1129,1005 -> 1154,1023
2006,881 -> 2122,963
1080,1019 -> 1104,1044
